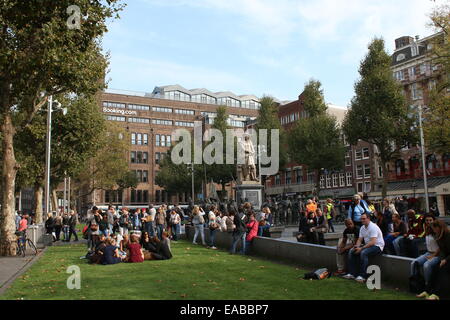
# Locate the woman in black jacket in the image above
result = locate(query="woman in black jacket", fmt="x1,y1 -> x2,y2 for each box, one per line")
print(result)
45,213 -> 55,236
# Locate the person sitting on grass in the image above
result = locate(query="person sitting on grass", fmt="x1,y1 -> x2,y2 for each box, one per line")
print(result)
344,213 -> 385,283
88,234 -> 107,264
417,219 -> 450,300
101,238 -> 123,265
335,219 -> 360,275
120,234 -> 130,254
149,231 -> 173,261
127,234 -> 144,263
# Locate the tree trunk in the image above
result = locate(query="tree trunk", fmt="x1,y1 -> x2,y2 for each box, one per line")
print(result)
34,184 -> 44,223
51,189 -> 58,213
381,160 -> 388,199
0,114 -> 18,256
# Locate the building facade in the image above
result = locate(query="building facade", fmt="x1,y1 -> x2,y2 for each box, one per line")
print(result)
86,85 -> 262,209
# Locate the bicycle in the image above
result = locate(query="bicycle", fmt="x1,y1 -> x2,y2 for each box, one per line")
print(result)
14,231 -> 38,257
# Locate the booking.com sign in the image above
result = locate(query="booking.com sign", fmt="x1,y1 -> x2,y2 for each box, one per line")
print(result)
170,122 -> 280,176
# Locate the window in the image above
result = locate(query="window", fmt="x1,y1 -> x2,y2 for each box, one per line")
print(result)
167,135 -> 171,147
103,101 -> 126,109
285,170 -> 291,185
326,175 -> 331,188
307,171 -> 315,184
339,173 -> 345,187
155,152 -> 160,165
355,149 -> 362,161
105,115 -> 126,122
131,133 -> 136,145
131,151 -> 136,164
143,134 -> 148,146
364,182 -> 371,193
396,54 -> 406,62
429,79 -> 437,91
320,176 -> 325,189
378,166 -> 383,178
411,83 -> 423,100
161,135 -> 166,147
346,172 -> 353,186
128,104 -> 150,111
420,63 -> 427,74
152,119 -> 173,126
345,151 -> 351,166
143,152 -> 148,164
136,170 -> 142,182
332,174 -> 338,188
357,183 -> 363,193
137,133 -> 142,145
275,174 -> 281,185
175,121 -> 195,127
295,168 -> 303,184
411,44 -> 418,57
152,106 -> 173,113
155,134 -> 160,147
143,171 -> 148,183
356,165 -> 364,179
362,148 -> 370,159
128,117 -> 150,124
175,109 -> 195,115
364,164 -> 371,178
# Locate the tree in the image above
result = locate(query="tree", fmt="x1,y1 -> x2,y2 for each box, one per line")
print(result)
342,38 -> 417,198
72,123 -> 137,203
14,94 -> 106,222
288,81 -> 345,198
0,0 -> 123,255
255,96 -> 287,187
204,105 -> 235,199
424,4 -> 450,154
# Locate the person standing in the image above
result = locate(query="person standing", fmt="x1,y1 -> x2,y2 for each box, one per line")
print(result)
325,199 -> 335,233
347,194 -> 372,227
68,210 -> 79,242
53,214 -> 63,242
155,207 -> 166,240
344,213 -> 385,283
245,213 -> 259,255
169,210 -> 181,241
146,204 -> 156,237
230,207 -> 247,255
107,206 -> 115,235
192,206 -> 206,246
207,206 -> 219,249
119,208 -> 131,236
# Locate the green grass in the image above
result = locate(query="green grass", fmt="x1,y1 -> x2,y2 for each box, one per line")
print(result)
0,241 -> 416,300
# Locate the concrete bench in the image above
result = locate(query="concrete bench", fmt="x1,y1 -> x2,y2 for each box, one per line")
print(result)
265,227 -> 284,239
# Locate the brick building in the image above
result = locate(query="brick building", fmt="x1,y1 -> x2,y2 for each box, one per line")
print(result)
80,85 -> 263,210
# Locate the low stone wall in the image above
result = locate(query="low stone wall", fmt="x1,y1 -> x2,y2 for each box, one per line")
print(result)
185,226 -> 414,288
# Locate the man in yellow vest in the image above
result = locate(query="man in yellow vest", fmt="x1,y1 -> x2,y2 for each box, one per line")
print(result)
325,198 -> 335,232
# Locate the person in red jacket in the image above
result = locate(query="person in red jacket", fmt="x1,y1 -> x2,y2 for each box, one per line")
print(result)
245,213 -> 259,255
398,210 -> 425,258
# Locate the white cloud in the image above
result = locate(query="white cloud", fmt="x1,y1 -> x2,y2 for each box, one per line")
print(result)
106,53 -> 251,95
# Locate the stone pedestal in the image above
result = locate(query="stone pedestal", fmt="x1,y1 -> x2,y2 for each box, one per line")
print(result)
234,182 -> 264,210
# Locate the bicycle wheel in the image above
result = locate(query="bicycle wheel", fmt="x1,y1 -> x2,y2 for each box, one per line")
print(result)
19,241 -> 26,257
27,239 -> 38,256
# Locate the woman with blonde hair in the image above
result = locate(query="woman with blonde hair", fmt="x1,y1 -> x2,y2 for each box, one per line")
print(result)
192,205 -> 206,246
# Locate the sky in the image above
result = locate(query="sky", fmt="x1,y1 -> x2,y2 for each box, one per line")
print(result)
102,0 -> 447,107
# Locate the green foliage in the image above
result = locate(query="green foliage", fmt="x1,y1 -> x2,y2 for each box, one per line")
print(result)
288,81 -> 345,195
302,79 -> 328,117
342,38 -> 417,197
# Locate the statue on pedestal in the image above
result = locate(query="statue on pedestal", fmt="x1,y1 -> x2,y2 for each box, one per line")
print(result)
238,135 -> 259,183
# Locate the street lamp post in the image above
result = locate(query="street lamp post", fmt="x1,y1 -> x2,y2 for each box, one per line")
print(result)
44,95 -> 66,215
418,105 -> 430,211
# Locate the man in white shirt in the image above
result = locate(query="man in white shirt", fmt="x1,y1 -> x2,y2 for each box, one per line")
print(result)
343,213 -> 385,283
146,204 -> 157,237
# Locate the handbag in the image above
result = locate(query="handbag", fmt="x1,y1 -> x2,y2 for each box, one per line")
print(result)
209,222 -> 219,231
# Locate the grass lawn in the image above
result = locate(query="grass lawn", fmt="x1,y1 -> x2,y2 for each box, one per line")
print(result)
0,241 -> 417,300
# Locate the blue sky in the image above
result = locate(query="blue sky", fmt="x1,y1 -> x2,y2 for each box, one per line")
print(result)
102,0 -> 445,107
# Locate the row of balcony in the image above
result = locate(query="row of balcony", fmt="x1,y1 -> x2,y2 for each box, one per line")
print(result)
388,168 -> 450,181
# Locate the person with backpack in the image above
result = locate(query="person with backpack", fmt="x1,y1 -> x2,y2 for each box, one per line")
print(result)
68,210 -> 79,242
347,194 -> 372,227
230,207 -> 247,255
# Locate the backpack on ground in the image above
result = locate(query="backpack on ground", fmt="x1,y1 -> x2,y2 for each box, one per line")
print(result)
304,268 -> 331,280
